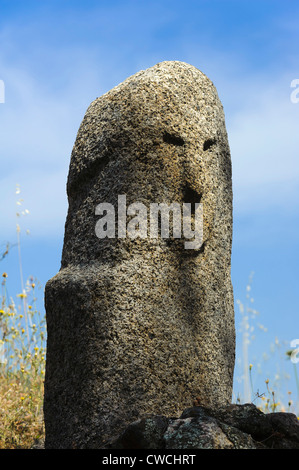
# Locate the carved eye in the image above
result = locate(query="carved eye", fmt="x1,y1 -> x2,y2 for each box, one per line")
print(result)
203,138 -> 216,151
163,132 -> 185,146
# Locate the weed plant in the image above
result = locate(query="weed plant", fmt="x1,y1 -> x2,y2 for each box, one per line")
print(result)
234,272 -> 299,417
0,186 -> 46,448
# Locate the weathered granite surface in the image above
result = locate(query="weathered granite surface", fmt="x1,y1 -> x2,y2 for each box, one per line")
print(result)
43,61 -> 235,449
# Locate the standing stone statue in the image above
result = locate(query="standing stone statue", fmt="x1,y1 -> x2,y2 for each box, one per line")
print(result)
43,61 -> 235,449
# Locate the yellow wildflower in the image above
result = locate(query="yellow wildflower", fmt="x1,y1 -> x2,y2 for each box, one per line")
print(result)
17,293 -> 27,299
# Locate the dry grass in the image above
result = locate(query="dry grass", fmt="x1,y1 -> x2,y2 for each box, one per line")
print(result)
0,273 -> 46,448
0,372 -> 44,448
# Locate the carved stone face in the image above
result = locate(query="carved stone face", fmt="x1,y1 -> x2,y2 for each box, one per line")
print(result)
44,61 -> 235,449
62,60 -> 232,267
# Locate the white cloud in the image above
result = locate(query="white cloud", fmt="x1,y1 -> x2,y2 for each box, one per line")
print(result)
1,169 -> 68,241
0,44 -> 109,241
228,78 -> 299,214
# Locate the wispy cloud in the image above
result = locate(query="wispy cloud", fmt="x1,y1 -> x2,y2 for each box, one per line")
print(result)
228,76 -> 299,214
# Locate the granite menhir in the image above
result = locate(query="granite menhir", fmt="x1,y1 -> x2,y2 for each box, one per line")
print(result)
43,61 -> 235,449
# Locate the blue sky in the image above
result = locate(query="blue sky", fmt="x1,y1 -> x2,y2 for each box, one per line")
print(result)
1,1 -> 299,409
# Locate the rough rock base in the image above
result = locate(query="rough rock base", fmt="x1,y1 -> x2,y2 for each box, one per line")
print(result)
106,404 -> 299,450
